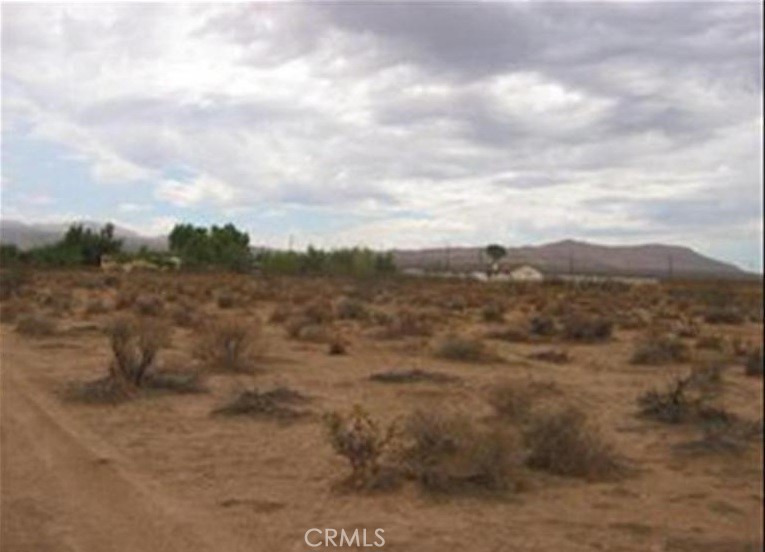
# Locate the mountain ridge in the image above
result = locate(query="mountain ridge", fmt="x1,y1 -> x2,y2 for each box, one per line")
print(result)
0,218 -> 758,279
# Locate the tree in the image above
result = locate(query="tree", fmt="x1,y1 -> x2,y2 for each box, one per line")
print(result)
485,244 -> 507,264
168,223 -> 253,271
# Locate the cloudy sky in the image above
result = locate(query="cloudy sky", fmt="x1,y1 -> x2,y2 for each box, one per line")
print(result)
1,2 -> 762,269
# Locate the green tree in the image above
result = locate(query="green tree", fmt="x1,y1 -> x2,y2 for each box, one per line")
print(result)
485,244 -> 507,264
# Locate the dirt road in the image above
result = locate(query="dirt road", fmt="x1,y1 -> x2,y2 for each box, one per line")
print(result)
1,365 -> 240,552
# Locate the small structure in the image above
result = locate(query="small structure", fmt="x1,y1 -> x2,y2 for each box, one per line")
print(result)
507,264 -> 544,282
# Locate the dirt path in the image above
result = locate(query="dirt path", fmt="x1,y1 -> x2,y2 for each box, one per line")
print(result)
0,367 -> 240,552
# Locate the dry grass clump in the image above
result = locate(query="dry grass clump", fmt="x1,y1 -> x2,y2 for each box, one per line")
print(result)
522,407 -> 622,480
134,293 -> 163,316
84,298 -> 110,315
480,302 -> 505,323
376,308 -> 433,339
695,334 -> 725,351
335,297 -> 369,321
171,303 -> 200,328
435,335 -> 495,363
485,324 -> 530,343
195,320 -> 261,373
704,306 -> 744,325
370,369 -> 459,384
142,365 -> 207,394
15,313 -> 57,337
636,368 -> 724,424
560,312 -> 613,342
66,316 -> 171,403
400,410 -> 519,494
324,405 -> 399,489
108,316 -> 171,387
744,347 -> 762,377
631,331 -> 689,365
528,348 -> 570,364
529,314 -> 557,337
216,290 -> 236,309
213,386 -> 309,419
488,384 -> 534,421
0,267 -> 29,301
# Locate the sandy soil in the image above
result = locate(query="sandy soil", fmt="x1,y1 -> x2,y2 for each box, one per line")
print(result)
1,275 -> 762,552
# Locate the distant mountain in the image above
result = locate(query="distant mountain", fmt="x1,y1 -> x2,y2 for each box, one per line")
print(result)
0,219 -> 168,252
392,239 -> 755,280
1,218 -> 755,279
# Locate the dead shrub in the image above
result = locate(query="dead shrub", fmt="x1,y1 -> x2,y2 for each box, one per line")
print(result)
561,312 -> 613,342
108,316 -> 170,387
134,294 -> 163,316
401,410 -> 519,494
377,309 -> 432,339
522,407 -> 621,480
195,320 -> 260,373
488,384 -> 533,421
285,316 -> 330,343
631,331 -> 689,365
335,297 -> 369,321
328,336 -> 347,355
529,314 -> 556,337
528,348 -> 570,364
481,303 -> 505,323
0,267 -> 29,301
485,325 -> 529,343
85,298 -> 110,315
370,369 -> 459,384
435,335 -> 494,363
15,314 -> 56,337
744,347 -> 762,377
269,303 -> 292,323
704,306 -> 744,325
695,334 -> 724,351
143,367 -> 206,394
324,405 -> 399,489
213,386 -> 309,419
636,367 -> 724,425
216,291 -> 236,309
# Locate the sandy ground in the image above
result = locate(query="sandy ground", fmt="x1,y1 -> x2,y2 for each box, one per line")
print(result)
1,281 -> 763,552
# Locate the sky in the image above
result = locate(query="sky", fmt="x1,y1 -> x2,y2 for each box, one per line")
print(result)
1,2 -> 763,270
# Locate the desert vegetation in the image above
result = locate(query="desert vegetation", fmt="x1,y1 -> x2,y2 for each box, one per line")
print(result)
1,260 -> 762,551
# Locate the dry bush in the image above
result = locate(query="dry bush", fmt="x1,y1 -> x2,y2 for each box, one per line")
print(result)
636,367 -> 725,425
134,294 -> 163,316
377,309 -> 432,339
195,320 -> 261,373
528,348 -> 570,364
480,302 -> 505,323
108,316 -> 170,387
488,384 -> 533,421
171,303 -> 200,328
522,407 -> 622,480
370,369 -> 459,384
285,316 -> 330,343
324,405 -> 398,489
213,386 -> 309,419
529,314 -> 556,337
0,267 -> 29,301
675,418 -> 763,455
745,347 -> 763,377
485,324 -> 530,343
143,364 -> 206,394
15,314 -> 57,337
269,303 -> 292,323
631,331 -> 689,365
435,335 -> 494,363
401,410 -> 519,494
561,312 -> 613,342
114,290 -> 136,310
335,297 -> 369,321
327,335 -> 347,355
704,306 -> 745,325
84,298 -> 110,315
695,334 -> 724,351
216,290 -> 236,309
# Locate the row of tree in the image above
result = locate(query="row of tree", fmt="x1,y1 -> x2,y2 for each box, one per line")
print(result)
0,222 -> 398,278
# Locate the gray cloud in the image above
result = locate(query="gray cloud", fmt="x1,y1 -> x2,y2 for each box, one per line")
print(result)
1,2 -> 762,267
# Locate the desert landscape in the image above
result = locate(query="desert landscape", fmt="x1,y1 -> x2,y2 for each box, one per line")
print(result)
1,266 -> 762,551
